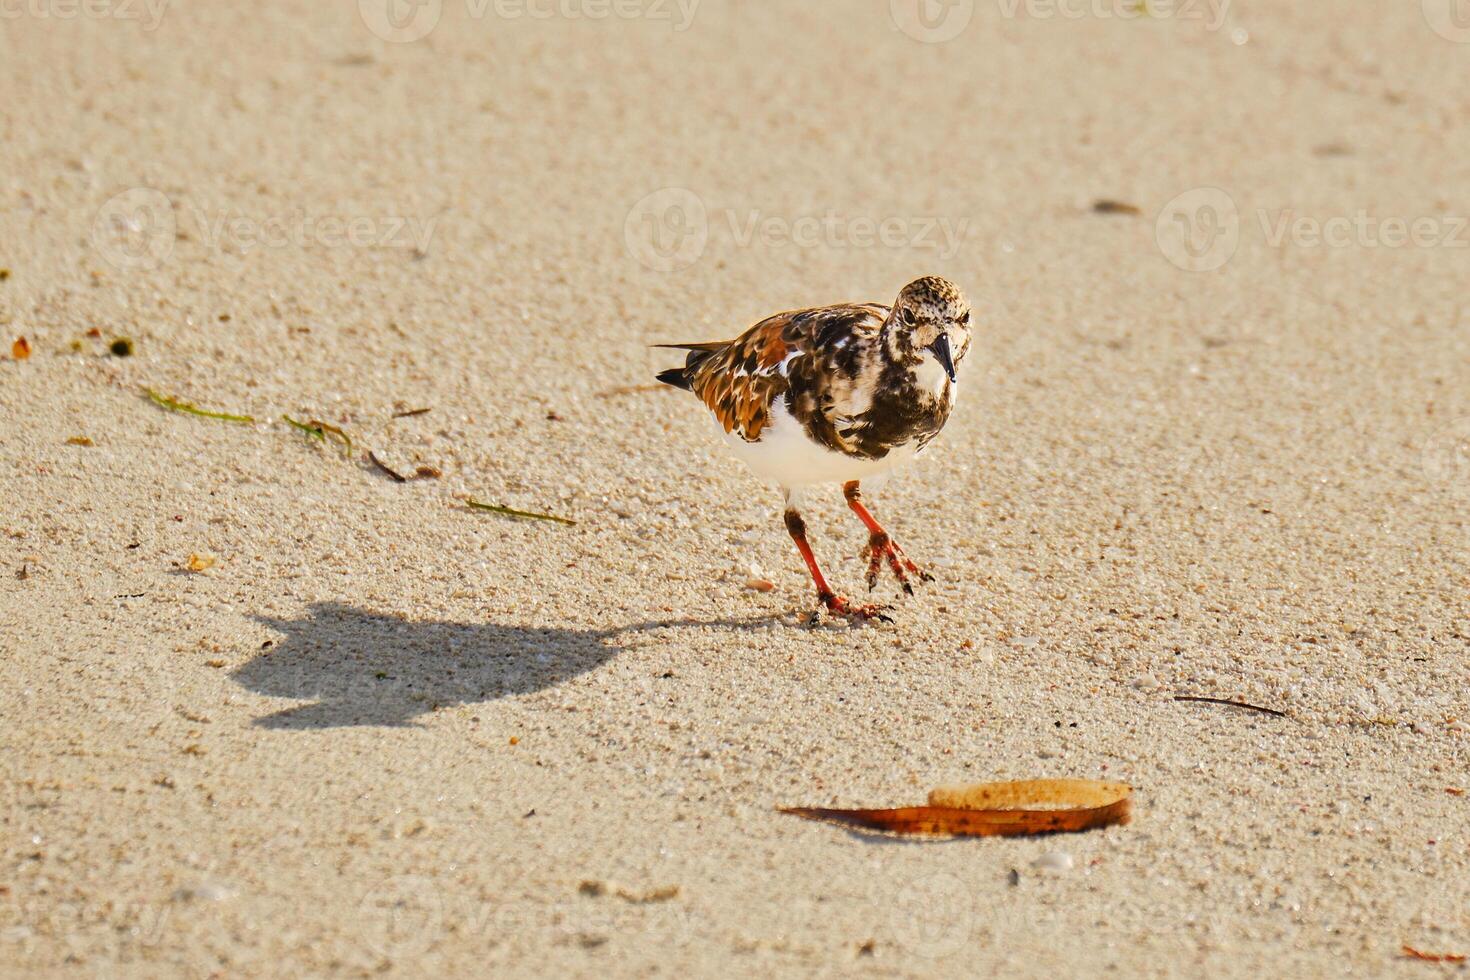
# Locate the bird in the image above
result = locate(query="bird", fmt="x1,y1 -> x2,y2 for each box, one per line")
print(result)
655,275 -> 973,623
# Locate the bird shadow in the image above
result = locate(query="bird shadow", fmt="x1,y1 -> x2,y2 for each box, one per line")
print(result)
232,600 -> 771,730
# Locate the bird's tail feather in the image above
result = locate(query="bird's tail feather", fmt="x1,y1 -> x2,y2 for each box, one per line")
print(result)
655,367 -> 692,390
650,342 -> 726,352
652,342 -> 724,390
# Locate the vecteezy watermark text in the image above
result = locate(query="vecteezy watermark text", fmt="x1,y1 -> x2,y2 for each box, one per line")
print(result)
995,0 -> 1229,30
891,0 -> 1230,42
0,0 -> 169,30
355,875 -> 694,958
358,0 -> 698,43
625,187 -> 970,272
189,208 -> 438,256
1258,209 -> 1470,250
1157,187 -> 1469,272
89,187 -> 439,270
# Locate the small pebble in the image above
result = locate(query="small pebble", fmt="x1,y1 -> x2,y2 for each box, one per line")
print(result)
744,578 -> 775,592
1031,851 -> 1073,874
172,880 -> 234,902
1130,673 -> 1161,691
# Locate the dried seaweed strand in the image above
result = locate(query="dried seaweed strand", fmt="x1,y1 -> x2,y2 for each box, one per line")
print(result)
367,451 -> 407,483
281,415 -> 352,455
466,498 -> 576,526
1093,199 -> 1142,215
1402,945 -> 1467,964
281,414 -> 326,442
144,388 -> 255,423
312,420 -> 353,455
392,407 -> 431,418
1173,695 -> 1288,718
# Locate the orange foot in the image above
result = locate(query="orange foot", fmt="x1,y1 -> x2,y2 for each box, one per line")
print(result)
860,532 -> 935,596
810,592 -> 893,626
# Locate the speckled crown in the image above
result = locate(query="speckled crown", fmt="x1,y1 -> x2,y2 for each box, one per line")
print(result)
898,276 -> 966,309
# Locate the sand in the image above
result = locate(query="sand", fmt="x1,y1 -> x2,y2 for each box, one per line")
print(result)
2,0 -> 1469,975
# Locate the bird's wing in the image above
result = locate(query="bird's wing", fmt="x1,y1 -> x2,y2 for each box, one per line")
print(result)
681,303 -> 887,443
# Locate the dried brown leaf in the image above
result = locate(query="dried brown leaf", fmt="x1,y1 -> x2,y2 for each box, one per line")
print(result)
782,778 -> 1132,839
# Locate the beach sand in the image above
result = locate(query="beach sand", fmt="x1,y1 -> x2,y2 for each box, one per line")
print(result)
2,1 -> 1469,974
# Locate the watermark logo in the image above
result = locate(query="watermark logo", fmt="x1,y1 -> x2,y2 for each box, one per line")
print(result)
0,0 -> 170,30
891,0 -> 975,42
624,187 -> 708,272
91,187 -> 176,271
1155,186 -> 1239,272
1404,853 -> 1470,957
624,187 -> 972,272
884,870 -> 975,958
357,875 -> 445,959
358,0 -> 443,42
1422,418 -> 1470,499
1423,0 -> 1470,43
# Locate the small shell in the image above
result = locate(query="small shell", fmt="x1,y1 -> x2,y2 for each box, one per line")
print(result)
1031,851 -> 1074,874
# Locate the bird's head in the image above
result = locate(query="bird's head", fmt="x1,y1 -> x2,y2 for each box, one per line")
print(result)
886,276 -> 971,383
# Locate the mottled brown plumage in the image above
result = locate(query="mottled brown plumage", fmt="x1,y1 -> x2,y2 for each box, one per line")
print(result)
657,302 -> 888,443
656,277 -> 974,623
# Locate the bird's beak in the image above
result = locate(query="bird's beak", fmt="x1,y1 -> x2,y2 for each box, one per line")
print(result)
928,333 -> 956,383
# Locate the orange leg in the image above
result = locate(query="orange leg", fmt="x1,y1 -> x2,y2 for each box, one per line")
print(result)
784,508 -> 890,623
843,481 -> 933,595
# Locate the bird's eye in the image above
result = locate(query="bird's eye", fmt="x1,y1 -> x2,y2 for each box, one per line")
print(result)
900,308 -> 916,326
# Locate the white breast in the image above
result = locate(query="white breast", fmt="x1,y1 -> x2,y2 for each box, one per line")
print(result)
914,354 -> 954,401
720,400 -> 918,491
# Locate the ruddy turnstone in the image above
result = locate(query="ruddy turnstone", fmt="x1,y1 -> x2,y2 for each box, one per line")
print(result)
656,276 -> 972,622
